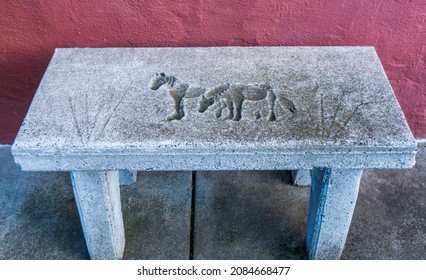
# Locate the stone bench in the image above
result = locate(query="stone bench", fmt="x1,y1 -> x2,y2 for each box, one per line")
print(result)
12,46 -> 417,259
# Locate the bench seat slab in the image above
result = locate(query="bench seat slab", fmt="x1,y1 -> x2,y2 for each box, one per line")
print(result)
12,47 -> 416,171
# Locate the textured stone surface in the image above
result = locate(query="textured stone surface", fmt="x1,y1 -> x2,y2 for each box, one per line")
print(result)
12,47 -> 416,171
306,168 -> 362,259
70,170 -> 124,259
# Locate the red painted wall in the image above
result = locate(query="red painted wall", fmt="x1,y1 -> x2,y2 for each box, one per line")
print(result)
1,0 -> 425,143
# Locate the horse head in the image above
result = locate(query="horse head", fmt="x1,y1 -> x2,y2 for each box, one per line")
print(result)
150,72 -> 177,90
198,95 -> 215,113
149,73 -> 167,90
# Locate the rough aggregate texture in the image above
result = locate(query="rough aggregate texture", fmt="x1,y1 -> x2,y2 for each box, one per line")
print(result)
12,47 -> 416,171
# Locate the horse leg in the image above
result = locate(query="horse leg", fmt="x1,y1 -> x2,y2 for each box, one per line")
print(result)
167,92 -> 185,121
215,100 -> 227,118
233,92 -> 244,121
178,94 -> 185,119
223,95 -> 234,120
267,91 -> 277,121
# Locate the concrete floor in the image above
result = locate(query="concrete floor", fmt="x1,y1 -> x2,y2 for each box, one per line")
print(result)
0,144 -> 424,260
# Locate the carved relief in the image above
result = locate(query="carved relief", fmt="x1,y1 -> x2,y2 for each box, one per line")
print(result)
68,85 -> 130,145
150,72 -> 296,121
150,73 -> 205,121
199,82 -> 297,121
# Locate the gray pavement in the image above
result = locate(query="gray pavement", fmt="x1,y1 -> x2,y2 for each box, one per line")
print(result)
0,144 -> 425,259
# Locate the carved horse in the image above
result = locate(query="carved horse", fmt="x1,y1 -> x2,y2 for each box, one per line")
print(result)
198,82 -> 296,121
150,73 -> 204,121
150,72 -> 297,122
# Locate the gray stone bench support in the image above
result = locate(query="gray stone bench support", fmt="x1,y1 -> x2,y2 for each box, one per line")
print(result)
306,168 -> 362,259
70,171 -> 125,260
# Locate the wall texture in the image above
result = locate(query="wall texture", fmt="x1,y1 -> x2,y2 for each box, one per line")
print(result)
1,0 -> 425,143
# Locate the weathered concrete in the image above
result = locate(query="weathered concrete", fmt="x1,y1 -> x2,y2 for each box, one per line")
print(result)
306,168 -> 363,259
12,47 -> 416,171
70,171 -> 124,259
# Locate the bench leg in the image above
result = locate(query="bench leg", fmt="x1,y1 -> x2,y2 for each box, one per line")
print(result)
291,169 -> 311,186
306,168 -> 362,259
70,171 -> 125,260
119,170 -> 137,186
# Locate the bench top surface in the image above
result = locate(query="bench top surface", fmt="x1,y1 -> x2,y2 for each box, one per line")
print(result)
12,47 -> 416,170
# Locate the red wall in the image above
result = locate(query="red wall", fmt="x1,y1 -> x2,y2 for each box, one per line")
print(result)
1,0 -> 425,143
